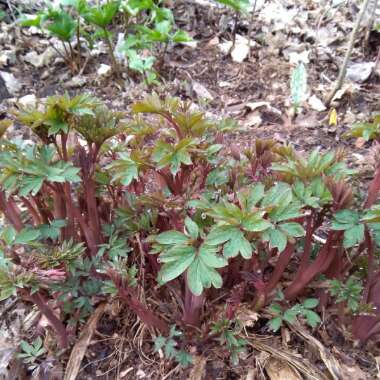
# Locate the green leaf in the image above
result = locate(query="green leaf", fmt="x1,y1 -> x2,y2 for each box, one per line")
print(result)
279,222 -> 305,238
206,226 -> 236,246
1,226 -> 16,245
84,1 -> 120,28
303,310 -> 321,328
303,298 -> 319,309
343,224 -> 365,248
159,250 -> 195,282
266,229 -> 287,252
269,303 -> 282,315
223,229 -> 252,259
283,309 -> 298,324
154,336 -> 166,352
175,350 -> 193,366
0,286 -> 16,301
158,246 -> 196,264
247,183 -> 265,208
199,245 -> 227,268
156,231 -> 189,245
14,229 -> 40,244
216,0 -> 250,13
187,258 -> 202,295
261,182 -> 292,208
242,213 -> 272,232
46,11 -> 76,42
184,217 -> 199,239
187,248 -> 224,296
331,210 -> 360,230
268,316 -> 283,332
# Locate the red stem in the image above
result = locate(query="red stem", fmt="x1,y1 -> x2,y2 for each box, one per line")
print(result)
28,291 -> 68,348
284,231 -> 342,300
183,276 -> 205,326
20,197 -> 42,225
108,269 -> 168,333
84,176 -> 103,245
364,228 -> 375,302
264,244 -> 295,296
365,164 -> 380,208
0,191 -> 23,231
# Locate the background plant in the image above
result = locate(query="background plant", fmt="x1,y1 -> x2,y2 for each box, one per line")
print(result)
20,0 -> 191,83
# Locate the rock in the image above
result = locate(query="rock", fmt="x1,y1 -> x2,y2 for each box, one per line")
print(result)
18,94 -> 37,108
219,35 -> 253,63
347,62 -> 375,83
0,75 -> 10,102
97,64 -> 112,77
23,47 -> 56,68
308,95 -> 327,112
64,75 -> 87,89
193,81 -> 213,100
0,71 -> 22,96
0,50 -> 16,67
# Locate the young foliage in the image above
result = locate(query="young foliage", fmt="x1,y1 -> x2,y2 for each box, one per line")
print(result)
268,297 -> 321,332
17,337 -> 47,371
154,326 -> 193,366
328,277 -> 363,312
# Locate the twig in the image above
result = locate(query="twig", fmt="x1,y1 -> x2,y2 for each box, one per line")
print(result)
248,0 -> 258,59
364,0 -> 378,47
6,0 -> 16,22
229,11 -> 239,55
325,0 -> 372,106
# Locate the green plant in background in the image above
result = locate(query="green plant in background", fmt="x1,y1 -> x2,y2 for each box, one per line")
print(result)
20,1 -> 87,73
83,0 -> 120,74
119,0 -> 191,84
154,326 -> 193,367
17,337 -> 47,371
20,0 -> 191,84
215,0 -> 250,50
345,114 -> 380,142
290,62 -> 308,114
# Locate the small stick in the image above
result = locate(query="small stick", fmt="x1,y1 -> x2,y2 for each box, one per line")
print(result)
364,0 -> 378,47
248,0 -> 258,59
325,0 -> 372,106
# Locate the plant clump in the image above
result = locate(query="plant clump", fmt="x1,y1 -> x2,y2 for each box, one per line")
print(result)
0,93 -> 380,368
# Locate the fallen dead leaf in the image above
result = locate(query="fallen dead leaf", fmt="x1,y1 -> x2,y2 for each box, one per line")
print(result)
249,339 -> 329,380
97,64 -> 112,77
219,35 -> 254,63
245,101 -> 271,111
64,303 -> 106,380
290,323 -> 343,380
244,111 -> 262,127
0,337 -> 16,378
308,95 -> 327,112
18,94 -> 37,108
0,71 -> 22,95
355,137 -> 366,149
244,368 -> 256,380
265,358 -> 302,380
188,356 -> 206,380
193,81 -> 213,101
64,75 -> 87,89
347,62 -> 375,83
23,47 -> 56,68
